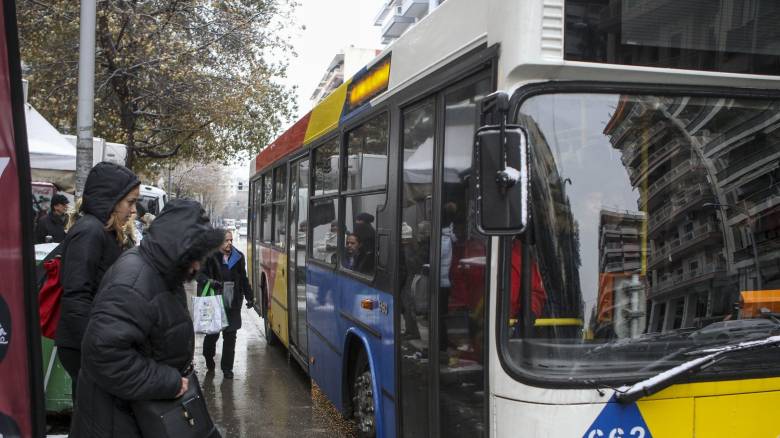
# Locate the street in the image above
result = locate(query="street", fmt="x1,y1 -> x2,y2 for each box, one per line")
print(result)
194,306 -> 356,438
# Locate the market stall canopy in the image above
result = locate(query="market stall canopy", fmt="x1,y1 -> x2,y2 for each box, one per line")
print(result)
26,103 -> 75,171
25,103 -> 76,191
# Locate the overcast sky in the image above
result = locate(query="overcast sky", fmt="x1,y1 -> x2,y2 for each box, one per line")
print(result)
239,0 -> 386,174
283,0 -> 386,119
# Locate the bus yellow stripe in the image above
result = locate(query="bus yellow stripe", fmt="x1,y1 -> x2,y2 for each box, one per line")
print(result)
304,80 -> 350,144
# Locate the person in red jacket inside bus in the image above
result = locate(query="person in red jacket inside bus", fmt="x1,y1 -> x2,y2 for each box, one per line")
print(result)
510,238 -> 546,323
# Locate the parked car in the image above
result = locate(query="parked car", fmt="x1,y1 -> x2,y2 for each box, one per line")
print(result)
690,318 -> 780,343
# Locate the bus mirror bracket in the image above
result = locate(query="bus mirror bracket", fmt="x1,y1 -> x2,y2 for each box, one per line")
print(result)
474,91 -> 528,236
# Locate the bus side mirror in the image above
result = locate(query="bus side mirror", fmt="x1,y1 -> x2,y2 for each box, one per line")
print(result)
474,124 -> 528,235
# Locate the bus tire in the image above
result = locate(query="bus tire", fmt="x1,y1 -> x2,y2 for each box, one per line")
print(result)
351,349 -> 376,438
262,279 -> 278,346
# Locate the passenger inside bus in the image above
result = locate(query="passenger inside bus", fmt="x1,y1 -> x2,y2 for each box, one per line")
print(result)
509,238 -> 547,323
342,222 -> 375,274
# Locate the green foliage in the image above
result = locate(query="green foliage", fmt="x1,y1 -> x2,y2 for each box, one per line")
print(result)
19,0 -> 298,173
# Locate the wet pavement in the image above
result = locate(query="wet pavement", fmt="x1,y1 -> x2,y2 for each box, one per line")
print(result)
194,234 -> 357,438
194,306 -> 357,438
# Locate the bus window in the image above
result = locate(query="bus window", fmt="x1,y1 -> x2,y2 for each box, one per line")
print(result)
342,193 -> 384,275
310,138 -> 341,264
313,138 -> 339,196
340,114 -> 388,276
310,198 -> 339,264
501,91 -> 780,385
272,166 -> 287,249
261,174 -> 272,243
346,116 -> 388,192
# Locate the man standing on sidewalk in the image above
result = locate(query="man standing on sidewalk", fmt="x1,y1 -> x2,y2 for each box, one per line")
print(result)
199,230 -> 253,379
35,193 -> 69,243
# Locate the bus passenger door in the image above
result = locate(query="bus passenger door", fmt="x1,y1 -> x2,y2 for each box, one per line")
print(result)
399,73 -> 491,437
288,157 -> 309,363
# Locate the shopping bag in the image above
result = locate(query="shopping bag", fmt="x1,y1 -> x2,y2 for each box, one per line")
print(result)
192,280 -> 223,334
218,294 -> 230,330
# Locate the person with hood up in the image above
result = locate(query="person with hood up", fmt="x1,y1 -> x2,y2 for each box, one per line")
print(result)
71,199 -> 225,437
56,162 -> 140,398
198,229 -> 253,379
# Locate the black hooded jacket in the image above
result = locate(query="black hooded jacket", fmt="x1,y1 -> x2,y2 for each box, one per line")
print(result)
71,199 -> 225,438
56,162 -> 140,350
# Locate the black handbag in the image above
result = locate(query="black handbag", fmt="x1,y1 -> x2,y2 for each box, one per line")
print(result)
132,371 -> 221,438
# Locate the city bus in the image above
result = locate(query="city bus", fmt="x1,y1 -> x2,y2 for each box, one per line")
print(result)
248,0 -> 780,436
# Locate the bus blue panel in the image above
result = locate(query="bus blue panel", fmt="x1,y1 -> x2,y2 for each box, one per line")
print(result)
308,324 -> 343,409
307,263 -> 396,437
382,386 -> 397,438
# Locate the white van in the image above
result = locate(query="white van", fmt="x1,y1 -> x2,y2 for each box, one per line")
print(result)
138,185 -> 167,216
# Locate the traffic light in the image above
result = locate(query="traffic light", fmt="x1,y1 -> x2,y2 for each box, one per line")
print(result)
238,181 -> 243,191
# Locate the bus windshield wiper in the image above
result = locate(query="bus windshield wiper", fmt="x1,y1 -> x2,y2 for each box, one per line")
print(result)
615,335 -> 780,404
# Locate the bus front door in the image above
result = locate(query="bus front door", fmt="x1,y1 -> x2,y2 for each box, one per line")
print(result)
399,74 -> 490,437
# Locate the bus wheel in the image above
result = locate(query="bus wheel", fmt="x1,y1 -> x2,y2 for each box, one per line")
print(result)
262,281 -> 278,346
352,350 -> 376,438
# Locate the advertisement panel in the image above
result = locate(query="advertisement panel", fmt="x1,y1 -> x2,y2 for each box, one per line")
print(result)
0,1 -> 45,437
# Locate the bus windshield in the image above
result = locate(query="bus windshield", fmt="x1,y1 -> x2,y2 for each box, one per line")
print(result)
503,91 -> 780,384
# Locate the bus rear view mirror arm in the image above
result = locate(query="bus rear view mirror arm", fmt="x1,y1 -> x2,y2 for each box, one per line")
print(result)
474,91 -> 528,236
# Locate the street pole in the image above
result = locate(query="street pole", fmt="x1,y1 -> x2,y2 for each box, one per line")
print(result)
747,218 -> 762,290
704,202 -> 762,290
75,0 -> 97,197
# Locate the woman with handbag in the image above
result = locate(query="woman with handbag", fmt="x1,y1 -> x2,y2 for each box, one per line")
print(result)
71,199 -> 225,438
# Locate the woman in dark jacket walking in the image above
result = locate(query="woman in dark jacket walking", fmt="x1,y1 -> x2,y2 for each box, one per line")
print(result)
55,162 -> 140,397
198,230 -> 253,379
71,199 -> 225,437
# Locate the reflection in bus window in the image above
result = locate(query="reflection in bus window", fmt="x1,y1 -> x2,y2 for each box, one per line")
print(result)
346,116 -> 388,192
399,98 -> 434,437
310,198 -> 338,264
503,92 -> 780,384
439,77 -> 490,437
314,139 -> 339,196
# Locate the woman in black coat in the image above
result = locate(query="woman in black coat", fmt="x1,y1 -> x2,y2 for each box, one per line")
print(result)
55,162 -> 140,397
71,199 -> 225,437
197,230 -> 253,379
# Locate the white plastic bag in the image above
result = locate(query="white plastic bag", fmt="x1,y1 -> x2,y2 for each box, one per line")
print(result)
192,280 -> 224,334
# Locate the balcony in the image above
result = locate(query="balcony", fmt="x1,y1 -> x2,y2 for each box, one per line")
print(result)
650,263 -> 726,299
620,121 -> 667,166
716,143 -> 780,183
645,159 -> 694,201
648,184 -> 708,234
401,0 -> 429,19
381,12 -> 416,39
649,222 -> 721,268
629,139 -> 684,186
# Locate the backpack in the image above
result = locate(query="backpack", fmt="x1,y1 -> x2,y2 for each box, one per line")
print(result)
38,243 -> 64,339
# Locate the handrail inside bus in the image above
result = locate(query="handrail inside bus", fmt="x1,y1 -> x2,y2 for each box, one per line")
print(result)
509,318 -> 584,327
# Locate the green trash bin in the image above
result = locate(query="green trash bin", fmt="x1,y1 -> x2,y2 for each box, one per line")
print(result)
35,243 -> 72,413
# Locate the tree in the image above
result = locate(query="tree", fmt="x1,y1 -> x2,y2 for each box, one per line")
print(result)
19,0 -> 297,172
167,161 -> 231,219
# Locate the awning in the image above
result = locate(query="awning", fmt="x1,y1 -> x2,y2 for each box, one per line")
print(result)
26,104 -> 75,171
740,290 -> 780,318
